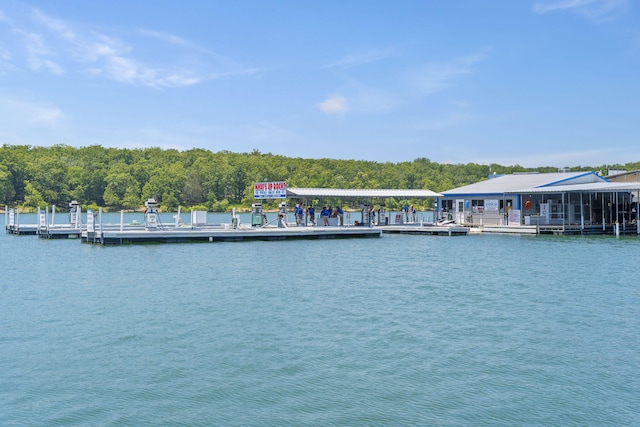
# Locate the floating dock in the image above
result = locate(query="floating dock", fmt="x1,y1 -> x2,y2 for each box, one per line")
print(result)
381,223 -> 469,236
5,223 -> 38,235
478,225 -> 539,235
476,223 -> 640,236
79,201 -> 382,244
82,225 -> 382,245
4,207 -> 38,235
5,203 -> 83,238
38,225 -> 82,239
6,221 -> 81,238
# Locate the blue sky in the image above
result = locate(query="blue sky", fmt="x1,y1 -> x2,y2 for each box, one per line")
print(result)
1,0 -> 639,167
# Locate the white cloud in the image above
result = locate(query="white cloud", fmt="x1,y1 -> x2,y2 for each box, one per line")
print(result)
323,47 -> 398,69
21,31 -> 64,74
2,7 -> 254,88
30,105 -> 64,124
31,8 -> 76,42
0,98 -> 65,126
532,0 -> 628,20
137,27 -> 257,75
0,41 -> 15,75
418,112 -> 477,131
343,79 -> 400,114
406,49 -> 490,96
31,11 -> 200,88
318,94 -> 349,114
318,49 -> 487,117
137,29 -> 191,48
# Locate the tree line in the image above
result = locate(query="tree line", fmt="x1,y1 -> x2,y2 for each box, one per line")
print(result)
0,144 -> 634,211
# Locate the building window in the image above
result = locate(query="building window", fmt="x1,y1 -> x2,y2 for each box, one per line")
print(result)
471,199 -> 484,213
441,199 -> 453,211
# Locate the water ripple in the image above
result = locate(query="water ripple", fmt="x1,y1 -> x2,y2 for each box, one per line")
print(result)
1,228 -> 639,425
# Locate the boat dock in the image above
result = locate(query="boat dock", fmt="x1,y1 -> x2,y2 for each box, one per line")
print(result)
475,222 -> 640,236
80,200 -> 382,244
4,207 -> 38,235
4,203 -> 89,238
381,223 -> 469,236
82,225 -> 382,245
39,225 -> 83,239
478,225 -> 539,235
3,188 -> 470,245
5,223 -> 38,235
37,202 -> 83,239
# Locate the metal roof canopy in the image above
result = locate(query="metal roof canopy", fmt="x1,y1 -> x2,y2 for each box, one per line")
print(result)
441,172 -> 605,196
287,188 -> 441,198
506,181 -> 640,194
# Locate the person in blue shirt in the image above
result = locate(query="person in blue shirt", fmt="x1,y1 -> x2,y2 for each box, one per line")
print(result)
335,206 -> 343,225
307,206 -> 315,225
320,206 -> 330,226
403,203 -> 409,222
295,204 -> 304,226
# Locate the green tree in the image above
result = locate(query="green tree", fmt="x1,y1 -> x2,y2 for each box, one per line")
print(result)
1,143 -> 638,211
0,164 -> 15,204
103,171 -> 141,210
141,162 -> 187,205
182,158 -> 209,205
23,182 -> 45,208
26,156 -> 70,205
0,145 -> 29,202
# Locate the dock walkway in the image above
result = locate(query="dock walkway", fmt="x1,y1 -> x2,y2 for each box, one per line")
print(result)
38,225 -> 82,239
82,225 -> 382,245
5,223 -> 38,235
380,223 -> 469,236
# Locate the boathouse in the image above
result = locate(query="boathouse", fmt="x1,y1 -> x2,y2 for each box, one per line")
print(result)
286,188 -> 441,226
438,171 -> 640,234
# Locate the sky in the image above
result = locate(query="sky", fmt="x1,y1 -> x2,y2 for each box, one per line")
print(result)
1,0 -> 640,168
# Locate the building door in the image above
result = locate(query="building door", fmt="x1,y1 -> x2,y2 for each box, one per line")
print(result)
455,199 -> 465,224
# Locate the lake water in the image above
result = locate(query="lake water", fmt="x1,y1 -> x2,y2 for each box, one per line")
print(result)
1,213 -> 639,426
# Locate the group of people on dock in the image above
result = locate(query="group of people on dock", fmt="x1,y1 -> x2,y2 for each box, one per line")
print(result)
402,204 -> 417,222
295,202 -> 343,226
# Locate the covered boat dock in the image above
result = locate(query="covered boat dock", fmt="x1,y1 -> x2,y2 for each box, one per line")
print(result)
286,187 -> 469,235
507,181 -> 640,235
437,171 -> 640,235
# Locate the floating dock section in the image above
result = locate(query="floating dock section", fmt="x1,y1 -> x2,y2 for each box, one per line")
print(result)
477,225 -> 538,235
475,223 -> 640,236
5,204 -> 83,238
39,225 -> 82,239
37,202 -> 83,239
5,223 -> 38,235
81,203 -> 382,245
381,223 -> 469,236
4,207 -> 37,235
82,225 -> 382,245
